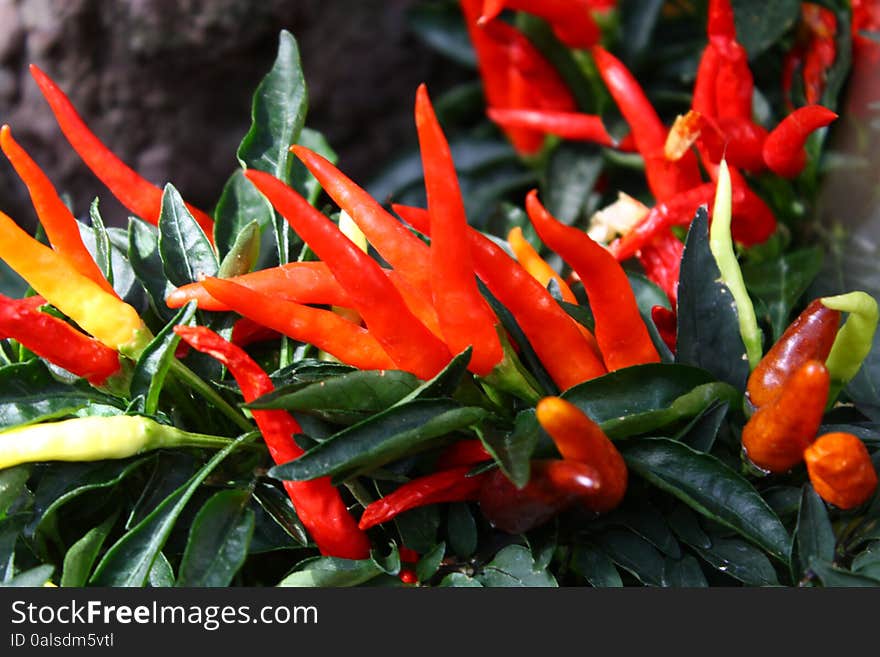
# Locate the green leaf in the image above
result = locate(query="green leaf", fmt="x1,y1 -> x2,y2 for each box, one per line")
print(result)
218,220 -> 261,279
278,556 -> 381,587
290,128 -> 336,205
852,542 -> 880,579
809,558 -> 880,587
270,400 -> 488,482
607,503 -> 682,558
571,544 -> 623,587
395,505 -> 441,555
543,143 -> 602,225
415,542 -> 446,583
0,515 -> 27,581
795,484 -> 835,577
104,227 -> 149,310
677,401 -> 729,453
177,489 -> 255,587
447,503 -> 477,559
661,555 -> 708,587
61,511 -> 118,587
0,361 -> 122,430
630,273 -> 675,362
158,184 -> 218,287
130,302 -> 197,415
396,348 -> 473,405
476,545 -> 557,587
214,170 -> 275,262
621,437 -> 791,561
596,528 -> 665,586
677,208 -> 750,390
248,369 -> 421,424
89,434 -> 250,586
128,218 -> 174,321
0,466 -> 30,517
251,481 -> 309,549
742,247 -> 825,340
89,199 -> 113,285
731,0 -> 801,59
1,565 -> 54,587
149,553 -> 175,587
237,29 -> 307,185
439,572 -> 483,587
479,409 -> 539,489
406,2 -> 476,68
688,536 -> 778,586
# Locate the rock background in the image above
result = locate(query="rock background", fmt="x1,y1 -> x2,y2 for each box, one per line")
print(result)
0,0 -> 469,227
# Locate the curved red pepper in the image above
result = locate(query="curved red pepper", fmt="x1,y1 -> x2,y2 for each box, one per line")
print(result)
394,204 -> 607,389
435,440 -> 493,470
651,305 -> 677,352
415,85 -> 503,376
200,277 -> 396,371
526,190 -> 659,371
173,325 -> 371,559
0,126 -> 117,297
230,317 -> 280,348
486,109 -> 618,147
30,65 -> 215,242
762,105 -> 838,178
478,0 -> 601,49
0,294 -> 120,385
245,169 -> 451,380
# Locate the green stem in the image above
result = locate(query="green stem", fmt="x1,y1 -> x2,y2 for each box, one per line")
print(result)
168,359 -> 253,433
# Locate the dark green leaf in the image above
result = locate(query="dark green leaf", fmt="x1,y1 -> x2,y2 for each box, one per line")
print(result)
795,485 -> 835,577
370,544 -> 401,576
90,434 -> 250,586
128,218 -> 174,321
527,524 -> 558,571
596,528 -> 665,586
130,302 -> 197,415
0,466 -> 30,517
0,515 -> 27,581
667,506 -> 712,549
476,545 -> 557,587
543,143 -> 602,225
677,401 -> 729,452
396,348 -> 473,404
158,184 -> 218,287
620,0 -> 665,62
237,29 -> 307,185
439,572 -> 483,587
742,247 -> 824,339
88,199 -> 113,285
394,504 -> 441,555
0,565 -> 54,588
621,437 -> 790,561
104,227 -> 148,310
571,543 -> 623,587
731,0 -> 801,59
479,409 -> 539,489
271,400 -> 488,482
809,558 -> 880,587
177,489 -> 255,587
278,556 -> 381,587
852,542 -> 880,579
251,481 -> 309,550
447,503 -> 477,559
214,170 -> 275,262
406,2 -> 476,68
61,511 -> 118,587
689,536 -> 779,586
661,555 -> 708,587
607,503 -> 682,558
676,208 -> 750,389
629,273 -> 675,363
415,542 -> 446,583
0,361 -> 122,430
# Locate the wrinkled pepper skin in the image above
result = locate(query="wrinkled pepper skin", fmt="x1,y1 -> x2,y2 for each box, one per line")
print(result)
741,360 -> 830,473
804,432 -> 878,509
746,299 -> 841,408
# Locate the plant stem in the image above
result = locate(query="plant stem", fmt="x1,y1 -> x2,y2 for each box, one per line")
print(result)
169,359 -> 253,432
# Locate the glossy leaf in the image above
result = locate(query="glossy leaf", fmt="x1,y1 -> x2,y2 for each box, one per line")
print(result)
396,348 -> 473,405
543,143 -> 602,225
88,199 -> 113,285
214,170 -> 275,262
1,565 -> 54,587
571,544 -> 623,588
476,545 -> 557,587
596,528 -> 665,586
415,542 -> 446,583
661,555 -> 708,587
158,184 -> 218,287
439,572 -> 483,587
809,558 -> 880,587
447,503 -> 477,559
277,556 -> 381,587
0,466 -> 30,517
688,535 -> 779,586
677,401 -> 729,453
128,218 -> 174,321
479,409 -> 539,489
795,485 -> 835,577
61,512 -> 118,587
731,0 -> 801,59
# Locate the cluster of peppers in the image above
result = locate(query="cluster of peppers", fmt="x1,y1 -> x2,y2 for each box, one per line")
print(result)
0,1 -> 878,574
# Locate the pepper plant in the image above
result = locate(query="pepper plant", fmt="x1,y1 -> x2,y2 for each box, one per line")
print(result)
0,0 -> 879,588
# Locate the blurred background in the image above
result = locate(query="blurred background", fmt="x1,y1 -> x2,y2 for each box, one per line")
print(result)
0,0 -> 471,227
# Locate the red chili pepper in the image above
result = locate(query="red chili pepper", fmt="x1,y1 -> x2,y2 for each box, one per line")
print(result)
394,204 -> 607,389
415,85 -> 503,376
535,396 -> 628,512
804,432 -> 878,510
399,546 -> 420,563
29,65 -> 215,242
358,465 -> 487,530
0,294 -> 120,385
0,126 -> 117,297
173,325 -> 371,559
477,0 -> 601,49
746,299 -> 841,408
707,0 -> 737,42
526,190 -> 660,370
290,146 -> 432,299
762,105 -> 838,178
693,45 -> 721,118
486,109 -> 618,147
507,227 -> 577,305
478,459 -> 604,534
800,5 -> 838,105
722,165 -> 778,246
199,277 -> 396,371
245,170 -> 451,380
230,318 -> 279,347
651,305 -> 677,352
398,569 -> 418,584
638,231 -> 684,306
741,360 -> 830,474
435,440 -> 493,470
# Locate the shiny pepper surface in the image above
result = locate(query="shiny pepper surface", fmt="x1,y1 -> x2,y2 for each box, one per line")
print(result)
804,433 -> 878,509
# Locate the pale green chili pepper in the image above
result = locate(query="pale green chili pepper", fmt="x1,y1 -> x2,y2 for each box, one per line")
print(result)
709,160 -> 763,369
821,291 -> 879,389
0,415 -> 233,470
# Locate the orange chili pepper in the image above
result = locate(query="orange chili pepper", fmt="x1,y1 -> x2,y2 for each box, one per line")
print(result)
804,432 -> 878,509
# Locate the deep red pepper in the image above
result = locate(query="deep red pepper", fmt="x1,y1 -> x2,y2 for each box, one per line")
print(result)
200,277 -> 397,371
651,305 -> 677,352
0,294 -> 120,385
415,85 -> 503,376
394,204 -> 607,389
435,439 -> 493,470
746,299 -> 841,408
30,65 -> 215,242
762,105 -> 838,178
638,231 -> 684,306
486,109 -> 618,147
525,190 -> 660,371
245,170 -> 451,380
0,126 -> 117,297
707,0 -> 737,41
478,0 -> 601,49
358,466 -> 488,530
173,325 -> 371,559
741,360 -> 830,474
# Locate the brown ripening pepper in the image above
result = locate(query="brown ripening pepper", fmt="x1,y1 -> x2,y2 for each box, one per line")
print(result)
741,360 -> 830,473
746,299 -> 841,408
804,433 -> 878,509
